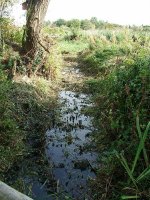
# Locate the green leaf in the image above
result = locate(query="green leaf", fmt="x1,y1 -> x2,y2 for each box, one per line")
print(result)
115,152 -> 137,188
136,116 -> 149,167
131,121 -> 150,173
136,167 -> 150,182
121,195 -> 140,199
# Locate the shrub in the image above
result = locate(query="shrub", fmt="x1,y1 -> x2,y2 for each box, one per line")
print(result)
0,18 -> 23,45
81,29 -> 150,199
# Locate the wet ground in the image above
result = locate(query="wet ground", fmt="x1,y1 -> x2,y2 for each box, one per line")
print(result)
39,59 -> 98,199
45,90 -> 97,199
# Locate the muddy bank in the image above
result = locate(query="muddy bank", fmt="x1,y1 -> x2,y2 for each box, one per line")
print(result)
1,78 -> 58,199
60,54 -> 90,92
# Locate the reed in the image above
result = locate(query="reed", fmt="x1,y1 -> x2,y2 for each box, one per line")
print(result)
116,117 -> 150,199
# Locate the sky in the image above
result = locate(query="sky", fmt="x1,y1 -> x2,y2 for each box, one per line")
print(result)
12,0 -> 150,26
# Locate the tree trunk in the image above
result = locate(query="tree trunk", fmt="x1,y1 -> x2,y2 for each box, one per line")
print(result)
22,0 -> 50,59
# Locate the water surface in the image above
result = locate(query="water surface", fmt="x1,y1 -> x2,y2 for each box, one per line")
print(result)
45,91 -> 98,199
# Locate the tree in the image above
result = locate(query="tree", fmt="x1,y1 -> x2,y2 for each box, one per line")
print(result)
44,20 -> 51,27
81,19 -> 94,30
90,17 -> 98,29
22,0 -> 50,59
54,18 -> 66,27
0,0 -> 17,17
90,17 -> 106,29
0,1 -> 19,52
67,19 -> 81,30
66,19 -> 81,39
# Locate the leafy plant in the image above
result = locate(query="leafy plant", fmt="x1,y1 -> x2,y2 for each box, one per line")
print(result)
116,118 -> 150,199
80,28 -> 150,199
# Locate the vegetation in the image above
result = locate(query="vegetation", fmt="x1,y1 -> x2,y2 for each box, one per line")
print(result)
0,0 -> 58,195
0,1 -> 149,199
0,69 -> 24,175
52,17 -> 121,30
80,28 -> 150,199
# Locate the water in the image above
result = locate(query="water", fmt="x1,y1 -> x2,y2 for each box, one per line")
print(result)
45,91 -> 98,199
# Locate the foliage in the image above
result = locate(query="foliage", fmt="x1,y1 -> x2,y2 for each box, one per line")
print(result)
81,28 -> 150,199
59,40 -> 89,54
67,19 -> 81,30
1,18 -> 23,44
43,25 -> 72,40
116,118 -> 150,199
0,65 -> 57,182
90,17 -> 104,29
81,19 -> 94,30
54,18 -> 67,27
53,17 -> 122,30
0,0 -> 18,17
0,68 -> 24,176
0,17 -> 23,53
44,44 -> 63,80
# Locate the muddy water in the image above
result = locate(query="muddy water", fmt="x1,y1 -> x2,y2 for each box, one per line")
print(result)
45,90 -> 98,199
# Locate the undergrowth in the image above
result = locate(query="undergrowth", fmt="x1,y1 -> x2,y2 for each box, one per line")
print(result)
80,28 -> 150,199
0,69 -> 24,177
0,66 -> 57,195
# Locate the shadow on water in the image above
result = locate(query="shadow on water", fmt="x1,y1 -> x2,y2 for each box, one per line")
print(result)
45,91 -> 98,199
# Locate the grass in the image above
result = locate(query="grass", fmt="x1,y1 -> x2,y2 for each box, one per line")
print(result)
0,66 -> 58,195
59,39 -> 89,54
0,69 -> 24,176
79,27 -> 150,199
116,118 -> 150,199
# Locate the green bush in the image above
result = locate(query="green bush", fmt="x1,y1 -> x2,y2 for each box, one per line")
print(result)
82,29 -> 150,199
0,18 -> 23,45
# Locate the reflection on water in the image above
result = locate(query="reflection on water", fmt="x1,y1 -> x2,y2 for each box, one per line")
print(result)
45,91 -> 98,199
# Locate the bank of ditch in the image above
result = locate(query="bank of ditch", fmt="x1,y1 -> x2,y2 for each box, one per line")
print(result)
0,73 -> 58,196
78,32 -> 150,200
0,50 -> 98,200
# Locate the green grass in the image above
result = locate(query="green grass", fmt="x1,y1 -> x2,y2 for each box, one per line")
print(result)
80,28 -> 150,199
0,67 -> 57,180
59,40 -> 89,54
116,118 -> 150,197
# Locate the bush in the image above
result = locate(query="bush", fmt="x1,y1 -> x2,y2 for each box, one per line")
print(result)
0,18 -> 23,45
81,29 -> 150,199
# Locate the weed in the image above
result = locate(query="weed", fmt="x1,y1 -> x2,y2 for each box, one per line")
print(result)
80,28 -> 150,199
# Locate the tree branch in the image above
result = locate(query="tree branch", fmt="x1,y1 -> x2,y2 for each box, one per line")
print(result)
38,39 -> 50,53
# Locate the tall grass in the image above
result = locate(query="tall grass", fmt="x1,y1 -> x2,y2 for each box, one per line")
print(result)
116,118 -> 150,199
80,27 -> 150,199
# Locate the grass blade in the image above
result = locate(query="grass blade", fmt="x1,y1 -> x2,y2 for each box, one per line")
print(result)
136,167 -> 150,182
121,195 -> 140,199
131,121 -> 150,174
136,116 -> 149,167
115,152 -> 137,188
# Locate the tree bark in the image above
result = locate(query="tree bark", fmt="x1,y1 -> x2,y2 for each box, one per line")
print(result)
22,0 -> 50,59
